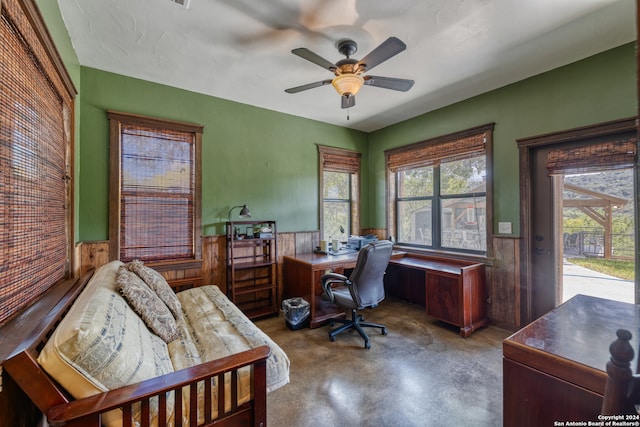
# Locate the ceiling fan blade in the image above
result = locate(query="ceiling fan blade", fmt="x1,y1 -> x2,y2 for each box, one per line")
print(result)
285,79 -> 333,94
363,75 -> 415,92
291,48 -> 337,72
357,37 -> 406,72
341,95 -> 356,109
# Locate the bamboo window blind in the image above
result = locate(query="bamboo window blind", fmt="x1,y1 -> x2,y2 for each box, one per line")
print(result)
320,146 -> 361,173
111,116 -> 201,263
386,131 -> 487,172
1,0 -> 75,326
546,138 -> 637,175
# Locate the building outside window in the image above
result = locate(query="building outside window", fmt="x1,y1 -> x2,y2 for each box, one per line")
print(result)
386,124 -> 493,255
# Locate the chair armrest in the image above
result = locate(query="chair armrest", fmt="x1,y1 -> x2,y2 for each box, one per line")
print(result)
46,345 -> 271,427
321,273 -> 351,303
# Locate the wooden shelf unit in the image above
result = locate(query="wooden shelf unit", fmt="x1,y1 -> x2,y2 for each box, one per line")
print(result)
226,220 -> 278,319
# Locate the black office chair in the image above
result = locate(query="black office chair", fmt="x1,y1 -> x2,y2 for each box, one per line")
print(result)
321,240 -> 394,349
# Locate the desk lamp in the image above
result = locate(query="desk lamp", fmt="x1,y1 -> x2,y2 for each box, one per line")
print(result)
328,225 -> 345,240
228,205 -> 251,239
228,204 -> 251,221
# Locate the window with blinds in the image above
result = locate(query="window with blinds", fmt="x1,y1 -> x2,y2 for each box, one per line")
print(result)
318,145 -> 361,241
385,124 -> 494,254
0,0 -> 76,327
108,111 -> 203,263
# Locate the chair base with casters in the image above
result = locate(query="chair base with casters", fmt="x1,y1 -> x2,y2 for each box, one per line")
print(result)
328,307 -> 387,349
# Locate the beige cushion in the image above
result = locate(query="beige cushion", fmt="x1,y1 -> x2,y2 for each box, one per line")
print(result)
117,266 -> 179,343
37,261 -> 175,427
128,259 -> 182,320
177,285 -> 290,393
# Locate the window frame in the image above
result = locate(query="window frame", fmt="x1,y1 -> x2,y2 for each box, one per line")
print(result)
385,123 -> 494,257
318,145 -> 361,240
108,111 -> 203,263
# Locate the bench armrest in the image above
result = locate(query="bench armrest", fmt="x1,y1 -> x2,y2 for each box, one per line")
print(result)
47,345 -> 271,427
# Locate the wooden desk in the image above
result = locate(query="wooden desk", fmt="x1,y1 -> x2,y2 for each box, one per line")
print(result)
503,294 -> 640,426
282,251 -> 487,335
282,251 -> 404,328
388,255 -> 487,337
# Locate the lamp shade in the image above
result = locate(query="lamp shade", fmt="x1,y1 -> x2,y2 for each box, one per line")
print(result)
332,74 -> 364,97
228,204 -> 251,221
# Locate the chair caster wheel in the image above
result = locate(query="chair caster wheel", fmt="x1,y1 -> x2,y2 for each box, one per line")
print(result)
329,320 -> 335,327
364,342 -> 371,349
382,328 -> 387,335
329,334 -> 336,342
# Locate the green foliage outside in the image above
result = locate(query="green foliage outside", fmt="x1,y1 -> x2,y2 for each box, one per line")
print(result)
567,257 -> 635,281
323,171 -> 350,242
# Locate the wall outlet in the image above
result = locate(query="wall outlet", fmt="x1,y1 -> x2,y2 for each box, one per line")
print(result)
498,222 -> 512,234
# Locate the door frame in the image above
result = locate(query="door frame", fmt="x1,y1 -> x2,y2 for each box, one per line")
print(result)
517,117 -> 638,325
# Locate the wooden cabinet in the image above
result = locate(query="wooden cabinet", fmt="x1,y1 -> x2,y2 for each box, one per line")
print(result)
503,295 -> 640,426
389,256 -> 487,337
226,220 -> 278,319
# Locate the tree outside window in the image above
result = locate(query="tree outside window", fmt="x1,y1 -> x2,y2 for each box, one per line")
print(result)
323,171 -> 351,241
318,146 -> 360,242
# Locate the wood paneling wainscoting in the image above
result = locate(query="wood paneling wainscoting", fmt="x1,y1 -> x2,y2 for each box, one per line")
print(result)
76,232 -> 520,329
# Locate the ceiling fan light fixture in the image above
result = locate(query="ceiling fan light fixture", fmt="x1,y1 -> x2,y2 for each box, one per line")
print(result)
332,74 -> 364,97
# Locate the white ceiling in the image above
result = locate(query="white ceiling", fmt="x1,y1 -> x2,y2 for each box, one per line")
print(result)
56,0 -> 636,132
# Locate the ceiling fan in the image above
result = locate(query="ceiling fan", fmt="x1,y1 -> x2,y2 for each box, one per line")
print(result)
285,37 -> 415,109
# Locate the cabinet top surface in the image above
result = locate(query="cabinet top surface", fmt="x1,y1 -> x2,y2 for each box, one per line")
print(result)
390,256 -> 482,274
504,294 -> 640,373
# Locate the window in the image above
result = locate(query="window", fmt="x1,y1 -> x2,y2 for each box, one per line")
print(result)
318,146 -> 361,241
0,0 -> 76,326
108,111 -> 203,262
386,124 -> 493,254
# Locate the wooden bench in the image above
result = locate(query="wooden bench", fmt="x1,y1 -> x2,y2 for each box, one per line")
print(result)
1,268 -> 270,427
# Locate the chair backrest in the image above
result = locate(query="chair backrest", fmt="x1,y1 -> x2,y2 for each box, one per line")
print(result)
602,329 -> 640,415
348,240 -> 394,307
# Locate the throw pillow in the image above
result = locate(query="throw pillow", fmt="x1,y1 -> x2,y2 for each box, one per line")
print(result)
117,266 -> 179,343
128,259 -> 183,320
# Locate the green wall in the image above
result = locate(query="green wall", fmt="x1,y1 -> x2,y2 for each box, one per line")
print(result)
78,68 -> 368,240
34,1 -> 636,242
368,43 -> 636,236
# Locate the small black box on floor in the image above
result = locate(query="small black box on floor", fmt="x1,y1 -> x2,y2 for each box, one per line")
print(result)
282,297 -> 310,331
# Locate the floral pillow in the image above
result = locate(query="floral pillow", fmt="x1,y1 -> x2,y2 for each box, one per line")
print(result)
128,260 -> 183,320
117,266 -> 179,343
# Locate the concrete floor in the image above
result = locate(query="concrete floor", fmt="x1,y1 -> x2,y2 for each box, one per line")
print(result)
255,298 -> 512,427
562,259 -> 635,304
